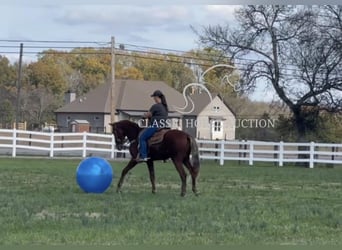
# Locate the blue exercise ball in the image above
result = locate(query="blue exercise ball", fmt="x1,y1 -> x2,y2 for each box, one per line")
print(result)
76,157 -> 113,193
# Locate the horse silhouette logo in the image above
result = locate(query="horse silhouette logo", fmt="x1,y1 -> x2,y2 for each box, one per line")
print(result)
173,64 -> 240,114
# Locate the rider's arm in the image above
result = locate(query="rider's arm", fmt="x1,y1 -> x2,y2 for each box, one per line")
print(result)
143,111 -> 152,118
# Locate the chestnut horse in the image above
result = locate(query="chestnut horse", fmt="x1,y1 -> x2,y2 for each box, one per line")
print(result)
110,120 -> 200,196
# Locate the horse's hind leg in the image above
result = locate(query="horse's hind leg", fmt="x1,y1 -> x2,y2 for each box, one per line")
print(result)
146,160 -> 156,194
172,158 -> 187,197
183,158 -> 199,196
117,159 -> 137,193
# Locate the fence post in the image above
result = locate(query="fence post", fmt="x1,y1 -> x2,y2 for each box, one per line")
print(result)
273,144 -> 278,166
309,141 -> 315,168
243,140 -> 247,163
279,141 -> 284,167
238,140 -> 242,165
219,140 -> 225,166
82,132 -> 87,158
331,146 -> 335,162
249,141 -> 254,166
12,128 -> 17,157
49,130 -> 54,157
111,134 -> 115,159
215,139 -> 219,163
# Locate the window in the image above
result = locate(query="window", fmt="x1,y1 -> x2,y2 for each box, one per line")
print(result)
213,106 -> 220,112
213,121 -> 221,132
94,116 -> 100,120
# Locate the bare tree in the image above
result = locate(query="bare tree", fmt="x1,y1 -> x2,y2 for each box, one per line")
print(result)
197,5 -> 342,140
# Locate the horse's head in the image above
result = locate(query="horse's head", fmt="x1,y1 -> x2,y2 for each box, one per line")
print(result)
110,122 -> 126,151
110,120 -> 140,151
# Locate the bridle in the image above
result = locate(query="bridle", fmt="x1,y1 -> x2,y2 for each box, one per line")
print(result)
112,124 -> 137,149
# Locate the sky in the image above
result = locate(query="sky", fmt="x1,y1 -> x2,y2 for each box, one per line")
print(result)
1,4 -> 237,55
2,1 -> 311,101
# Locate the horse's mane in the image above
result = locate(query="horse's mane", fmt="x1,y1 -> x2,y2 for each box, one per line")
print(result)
116,120 -> 140,130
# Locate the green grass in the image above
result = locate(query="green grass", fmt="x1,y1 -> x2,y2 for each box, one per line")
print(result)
0,158 -> 341,246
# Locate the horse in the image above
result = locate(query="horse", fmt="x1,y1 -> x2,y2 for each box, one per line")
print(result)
110,120 -> 200,196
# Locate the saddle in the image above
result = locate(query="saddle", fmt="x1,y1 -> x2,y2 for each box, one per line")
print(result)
148,128 -> 169,146
139,128 -> 170,146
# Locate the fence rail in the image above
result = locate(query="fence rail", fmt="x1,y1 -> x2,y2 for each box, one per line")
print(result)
1,129 -> 342,168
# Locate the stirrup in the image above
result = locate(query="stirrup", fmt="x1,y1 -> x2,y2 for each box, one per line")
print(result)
135,157 -> 150,162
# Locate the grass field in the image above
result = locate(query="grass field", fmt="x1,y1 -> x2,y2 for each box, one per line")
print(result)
0,158 -> 341,246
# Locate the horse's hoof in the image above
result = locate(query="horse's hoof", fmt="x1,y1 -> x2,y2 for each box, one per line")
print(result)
116,188 -> 121,193
193,189 -> 200,196
152,190 -> 156,194
180,192 -> 186,197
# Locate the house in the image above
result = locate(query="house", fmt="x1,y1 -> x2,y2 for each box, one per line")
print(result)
55,79 -> 185,133
182,92 -> 236,140
55,79 -> 236,139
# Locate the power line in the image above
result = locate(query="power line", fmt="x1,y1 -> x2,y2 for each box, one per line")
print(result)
0,39 -> 110,45
0,38 -> 300,67
0,44 -> 316,75
1,50 -> 336,82
0,49 -> 329,81
0,40 -> 340,81
0,45 -> 110,49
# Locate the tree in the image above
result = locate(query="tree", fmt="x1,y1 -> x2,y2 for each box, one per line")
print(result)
26,60 -> 67,95
0,99 -> 14,127
321,113 -> 342,143
69,48 -> 111,93
0,56 -> 17,104
197,5 -> 342,141
133,52 -> 196,91
186,48 -> 240,97
0,55 -> 16,87
38,49 -> 111,95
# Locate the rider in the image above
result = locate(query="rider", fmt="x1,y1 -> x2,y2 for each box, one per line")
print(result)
137,90 -> 169,162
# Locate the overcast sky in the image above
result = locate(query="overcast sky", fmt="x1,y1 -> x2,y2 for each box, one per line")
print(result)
2,3 -> 279,101
0,2 -> 293,101
1,4 -> 238,53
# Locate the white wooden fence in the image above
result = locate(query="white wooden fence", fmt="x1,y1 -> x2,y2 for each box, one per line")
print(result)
0,129 -> 342,168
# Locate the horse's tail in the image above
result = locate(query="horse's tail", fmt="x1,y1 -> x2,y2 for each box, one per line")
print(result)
189,136 -> 200,171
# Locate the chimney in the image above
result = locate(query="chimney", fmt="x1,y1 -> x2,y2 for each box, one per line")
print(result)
64,91 -> 76,104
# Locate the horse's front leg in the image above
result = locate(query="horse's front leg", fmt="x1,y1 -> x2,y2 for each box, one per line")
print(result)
146,160 -> 156,194
117,159 -> 137,193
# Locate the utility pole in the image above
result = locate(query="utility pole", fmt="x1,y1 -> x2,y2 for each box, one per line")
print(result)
110,36 -> 116,123
15,43 -> 23,129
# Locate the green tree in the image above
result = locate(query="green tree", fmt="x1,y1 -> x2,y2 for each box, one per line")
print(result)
322,113 -> 342,143
0,56 -> 17,104
70,48 -> 111,93
132,52 -> 196,91
37,49 -> 111,95
26,60 -> 67,95
0,99 -> 14,127
0,55 -> 16,87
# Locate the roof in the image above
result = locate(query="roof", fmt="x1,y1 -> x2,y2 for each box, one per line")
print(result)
183,92 -> 217,116
216,94 -> 237,117
183,92 -> 236,117
56,79 -> 186,113
56,82 -> 111,113
115,80 -> 186,112
121,110 -> 181,118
